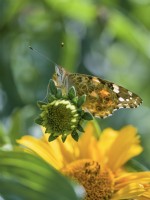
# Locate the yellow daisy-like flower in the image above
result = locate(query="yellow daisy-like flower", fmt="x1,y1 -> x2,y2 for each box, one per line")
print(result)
17,122 -> 150,200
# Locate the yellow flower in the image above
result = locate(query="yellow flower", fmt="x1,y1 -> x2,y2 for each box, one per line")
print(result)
17,122 -> 150,200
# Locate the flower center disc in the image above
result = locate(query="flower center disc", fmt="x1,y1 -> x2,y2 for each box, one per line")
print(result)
61,159 -> 114,200
41,100 -> 80,134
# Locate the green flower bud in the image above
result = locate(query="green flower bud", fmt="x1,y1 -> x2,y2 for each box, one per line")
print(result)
40,100 -> 80,135
35,79 -> 93,142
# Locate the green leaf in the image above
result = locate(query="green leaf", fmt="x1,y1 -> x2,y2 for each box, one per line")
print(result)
49,79 -> 57,96
108,11 -> 150,58
8,107 -> 36,145
61,134 -> 68,143
71,97 -> 78,105
71,131 -> 79,142
77,124 -> 85,133
48,134 -> 58,142
68,87 -> 76,99
46,1 -> 96,24
82,112 -> 93,121
77,95 -> 86,107
34,116 -> 43,125
0,123 -> 9,147
56,88 -> 62,99
0,151 -> 83,200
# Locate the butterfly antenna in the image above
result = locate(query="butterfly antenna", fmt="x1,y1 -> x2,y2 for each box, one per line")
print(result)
29,46 -> 58,66
29,46 -> 58,101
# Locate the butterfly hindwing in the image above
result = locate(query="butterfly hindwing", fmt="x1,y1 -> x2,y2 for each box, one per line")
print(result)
67,73 -> 142,118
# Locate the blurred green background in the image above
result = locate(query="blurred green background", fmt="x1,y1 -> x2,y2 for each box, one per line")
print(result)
0,0 -> 150,168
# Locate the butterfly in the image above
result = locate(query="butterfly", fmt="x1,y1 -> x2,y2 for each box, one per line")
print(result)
53,65 -> 142,118
29,46 -> 142,118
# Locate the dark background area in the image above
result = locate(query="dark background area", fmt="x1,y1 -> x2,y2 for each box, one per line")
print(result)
0,0 -> 150,168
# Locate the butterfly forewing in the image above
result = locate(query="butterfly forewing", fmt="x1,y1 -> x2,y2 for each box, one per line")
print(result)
54,66 -> 142,118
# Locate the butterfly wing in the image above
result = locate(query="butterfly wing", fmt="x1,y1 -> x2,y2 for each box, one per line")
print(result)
67,74 -> 142,118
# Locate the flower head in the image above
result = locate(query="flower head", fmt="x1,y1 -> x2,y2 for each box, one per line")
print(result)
17,122 -> 150,199
35,79 -> 93,142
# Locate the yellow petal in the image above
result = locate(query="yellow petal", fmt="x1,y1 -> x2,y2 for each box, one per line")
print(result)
140,189 -> 150,199
112,183 -> 145,199
115,172 -> 150,190
77,121 -> 103,160
97,128 -> 118,163
103,125 -> 143,171
17,135 -> 64,169
113,172 -> 150,199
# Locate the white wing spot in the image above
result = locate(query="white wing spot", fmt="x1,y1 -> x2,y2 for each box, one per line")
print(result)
126,99 -> 129,102
113,109 -> 117,112
117,104 -> 124,108
113,84 -> 120,93
119,97 -> 125,102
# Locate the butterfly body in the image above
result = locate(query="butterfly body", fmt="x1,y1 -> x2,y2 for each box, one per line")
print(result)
54,65 -> 142,118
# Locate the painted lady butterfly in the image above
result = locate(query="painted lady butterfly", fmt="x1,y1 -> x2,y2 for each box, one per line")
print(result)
54,65 -> 142,118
